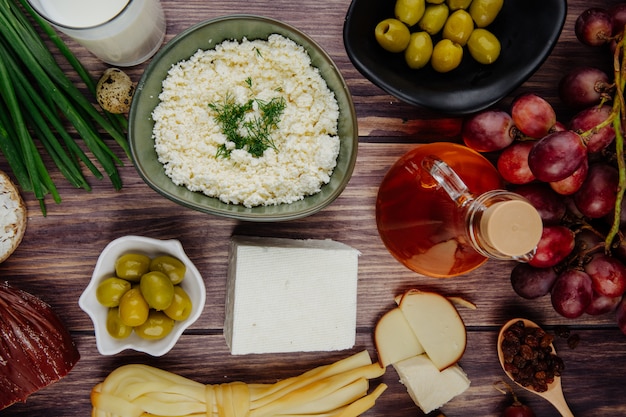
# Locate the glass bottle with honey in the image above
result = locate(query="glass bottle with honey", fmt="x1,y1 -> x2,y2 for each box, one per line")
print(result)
376,142 -> 542,278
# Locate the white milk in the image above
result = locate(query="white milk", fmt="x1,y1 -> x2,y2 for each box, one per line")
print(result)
28,0 -> 166,66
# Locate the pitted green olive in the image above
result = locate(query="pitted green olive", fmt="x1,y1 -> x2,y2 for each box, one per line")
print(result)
115,253 -> 150,282
442,9 -> 474,46
375,18 -> 411,53
431,39 -> 463,73
96,277 -> 131,307
467,28 -> 501,64
150,255 -> 186,285
394,0 -> 426,26
446,0 -> 471,10
404,32 -> 433,69
418,3 -> 449,35
140,271 -> 175,311
118,288 -> 149,327
163,286 -> 193,321
134,310 -> 175,340
469,0 -> 503,28
106,307 -> 133,339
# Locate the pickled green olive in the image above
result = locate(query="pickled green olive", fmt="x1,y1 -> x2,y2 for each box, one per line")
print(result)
404,32 -> 433,69
134,310 -> 175,340
140,271 -> 175,310
163,286 -> 193,321
469,0 -> 503,28
150,255 -> 186,285
375,18 -> 411,53
96,277 -> 131,307
446,0 -> 471,10
394,0 -> 426,27
106,307 -> 133,339
118,288 -> 149,327
442,9 -> 474,46
418,4 -> 449,35
467,28 -> 501,64
431,39 -> 463,73
115,253 -> 150,282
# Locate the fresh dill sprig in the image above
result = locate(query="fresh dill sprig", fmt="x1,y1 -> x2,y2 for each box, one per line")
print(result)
209,90 -> 286,158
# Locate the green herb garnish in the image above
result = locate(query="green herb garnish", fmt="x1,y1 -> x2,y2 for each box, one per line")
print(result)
209,91 -> 286,158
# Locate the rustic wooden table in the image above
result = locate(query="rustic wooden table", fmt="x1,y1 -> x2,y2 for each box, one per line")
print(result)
2,0 -> 626,416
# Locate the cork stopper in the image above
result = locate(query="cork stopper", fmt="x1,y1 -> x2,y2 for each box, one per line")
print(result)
480,200 -> 543,257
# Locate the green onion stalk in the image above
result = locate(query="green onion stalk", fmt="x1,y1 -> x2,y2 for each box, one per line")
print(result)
0,0 -> 130,215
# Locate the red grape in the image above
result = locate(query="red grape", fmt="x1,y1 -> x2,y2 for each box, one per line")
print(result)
575,7 -> 613,47
584,253 -> 626,297
610,3 -> 626,35
558,66 -> 612,109
511,93 -> 556,139
574,228 -> 604,255
497,141 -> 536,185
502,403 -> 536,417
573,163 -> 619,219
549,157 -> 588,196
528,225 -> 575,268
527,130 -> 587,182
513,183 -> 566,225
586,290 -> 621,315
462,110 -> 516,152
510,263 -> 558,299
551,269 -> 593,319
568,104 -> 615,153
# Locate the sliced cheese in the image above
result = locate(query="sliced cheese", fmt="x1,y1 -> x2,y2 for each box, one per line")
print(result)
398,290 -> 467,370
375,307 -> 425,367
224,236 -> 360,355
393,354 -> 470,414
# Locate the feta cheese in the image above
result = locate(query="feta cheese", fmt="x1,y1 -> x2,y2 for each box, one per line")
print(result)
224,236 -> 360,355
393,354 -> 471,414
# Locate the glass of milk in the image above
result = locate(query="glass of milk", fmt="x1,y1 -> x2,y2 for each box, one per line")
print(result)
26,0 -> 166,66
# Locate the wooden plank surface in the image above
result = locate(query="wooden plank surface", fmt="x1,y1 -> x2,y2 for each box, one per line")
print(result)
2,0 -> 626,416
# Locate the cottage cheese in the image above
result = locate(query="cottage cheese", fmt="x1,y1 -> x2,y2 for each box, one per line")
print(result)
152,34 -> 340,208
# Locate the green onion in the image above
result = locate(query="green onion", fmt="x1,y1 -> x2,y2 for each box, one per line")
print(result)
0,0 -> 131,213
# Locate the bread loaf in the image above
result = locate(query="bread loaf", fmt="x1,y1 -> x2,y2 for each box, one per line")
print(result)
0,171 -> 26,263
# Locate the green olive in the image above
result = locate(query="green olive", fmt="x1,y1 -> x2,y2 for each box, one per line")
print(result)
134,310 -> 175,340
140,271 -> 175,310
394,0 -> 426,26
375,18 -> 411,53
446,0 -> 472,10
431,39 -> 464,73
163,286 -> 193,321
115,253 -> 151,282
418,4 -> 449,35
118,288 -> 149,327
404,32 -> 433,69
106,307 -> 133,339
467,28 -> 501,64
96,277 -> 131,307
150,255 -> 186,285
469,0 -> 503,28
426,0 -> 445,4
442,9 -> 474,46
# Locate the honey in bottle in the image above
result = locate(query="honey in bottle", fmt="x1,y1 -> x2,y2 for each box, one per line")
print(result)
376,143 -> 542,278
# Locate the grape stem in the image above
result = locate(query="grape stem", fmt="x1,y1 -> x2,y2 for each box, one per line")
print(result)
606,33 -> 626,252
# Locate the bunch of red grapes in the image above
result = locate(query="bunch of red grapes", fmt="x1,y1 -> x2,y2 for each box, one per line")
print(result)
462,4 -> 626,336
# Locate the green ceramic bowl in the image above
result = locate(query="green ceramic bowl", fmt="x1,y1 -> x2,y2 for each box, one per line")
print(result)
128,15 -> 358,222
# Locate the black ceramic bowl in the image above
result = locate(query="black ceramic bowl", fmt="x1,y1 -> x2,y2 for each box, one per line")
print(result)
343,0 -> 567,115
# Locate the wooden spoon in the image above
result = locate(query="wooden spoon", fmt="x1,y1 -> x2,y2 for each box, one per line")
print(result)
497,318 -> 574,417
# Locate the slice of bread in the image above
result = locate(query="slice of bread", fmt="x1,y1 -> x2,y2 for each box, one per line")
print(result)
0,171 -> 26,263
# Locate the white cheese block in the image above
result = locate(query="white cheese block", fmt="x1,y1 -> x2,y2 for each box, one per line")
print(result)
224,236 -> 360,355
393,354 -> 470,414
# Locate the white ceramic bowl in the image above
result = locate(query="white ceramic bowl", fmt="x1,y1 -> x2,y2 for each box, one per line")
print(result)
79,235 -> 205,356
